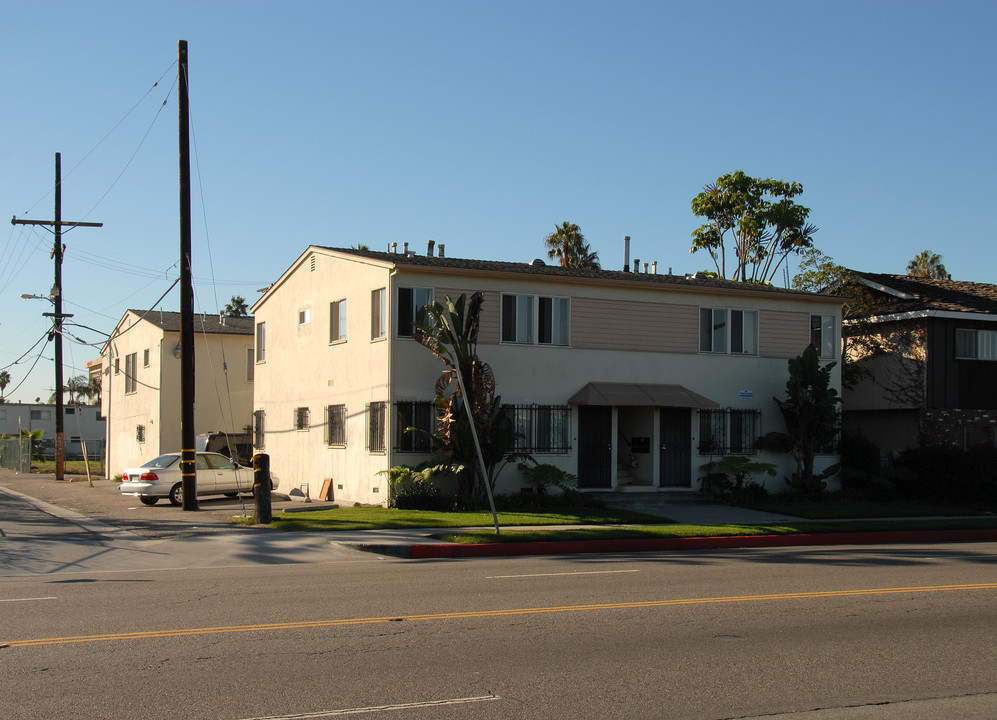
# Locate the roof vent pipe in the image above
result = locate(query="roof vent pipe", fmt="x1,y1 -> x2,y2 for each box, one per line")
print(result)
623,236 -> 631,272
669,266 -> 673,275
438,244 -> 445,258
403,242 -> 409,255
633,258 -> 640,273
392,242 -> 398,254
427,240 -> 435,257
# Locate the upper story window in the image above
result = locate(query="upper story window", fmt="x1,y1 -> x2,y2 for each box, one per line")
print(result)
256,322 -> 266,362
700,308 -> 758,355
371,288 -> 386,340
124,353 -> 138,394
956,329 -> 997,360
501,294 -> 569,346
143,349 -> 150,367
330,299 -> 347,343
246,348 -> 255,382
397,287 -> 433,337
810,314 -> 836,358
298,307 -> 311,325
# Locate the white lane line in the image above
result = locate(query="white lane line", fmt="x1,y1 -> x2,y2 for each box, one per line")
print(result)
487,569 -> 640,579
1,597 -> 57,603
231,695 -> 500,719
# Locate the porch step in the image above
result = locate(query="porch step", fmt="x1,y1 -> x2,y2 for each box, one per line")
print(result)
597,491 -> 713,513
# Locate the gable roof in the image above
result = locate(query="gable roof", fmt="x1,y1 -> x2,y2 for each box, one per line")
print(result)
852,272 -> 997,317
125,309 -> 255,335
310,246 -> 838,301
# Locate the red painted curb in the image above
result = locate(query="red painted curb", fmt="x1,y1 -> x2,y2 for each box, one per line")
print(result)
409,529 -> 997,559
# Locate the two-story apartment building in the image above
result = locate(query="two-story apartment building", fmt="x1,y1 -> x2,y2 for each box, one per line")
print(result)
251,245 -> 843,506
843,272 -> 997,454
100,309 -> 255,477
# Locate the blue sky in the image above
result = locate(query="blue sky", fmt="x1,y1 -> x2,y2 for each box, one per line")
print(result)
2,1 -> 995,404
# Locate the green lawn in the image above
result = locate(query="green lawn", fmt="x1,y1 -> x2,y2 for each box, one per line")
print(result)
262,505 -> 667,532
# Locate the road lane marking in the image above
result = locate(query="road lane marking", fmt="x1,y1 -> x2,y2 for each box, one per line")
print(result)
5,582 -> 996,649
230,695 -> 500,718
486,569 -> 640,579
1,597 -> 57,603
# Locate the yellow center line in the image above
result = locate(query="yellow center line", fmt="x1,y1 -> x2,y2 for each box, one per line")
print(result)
5,582 -> 995,649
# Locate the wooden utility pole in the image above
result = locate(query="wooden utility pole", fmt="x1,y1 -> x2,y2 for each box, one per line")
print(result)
178,39 -> 197,511
12,153 -> 102,482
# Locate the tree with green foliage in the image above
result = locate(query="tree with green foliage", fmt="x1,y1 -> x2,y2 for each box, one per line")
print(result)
224,295 -> 249,317
0,369 -> 9,403
414,292 -> 516,506
66,375 -> 89,405
544,221 -> 601,269
906,250 -> 948,279
691,170 -> 818,283
758,345 -> 840,497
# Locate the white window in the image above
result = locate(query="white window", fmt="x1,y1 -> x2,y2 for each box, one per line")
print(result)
256,322 -> 266,362
956,329 -> 997,360
298,307 -> 311,325
371,288 -> 386,339
330,299 -> 347,342
397,287 -> 433,337
124,353 -> 137,394
810,314 -> 836,358
501,295 -> 569,346
700,308 -> 757,355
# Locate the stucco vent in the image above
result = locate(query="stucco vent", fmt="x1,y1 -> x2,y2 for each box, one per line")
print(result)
530,258 -> 546,267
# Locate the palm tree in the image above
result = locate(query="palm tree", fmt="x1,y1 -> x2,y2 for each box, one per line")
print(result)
906,250 -> 948,279
66,375 -> 89,405
224,296 -> 249,317
0,369 -> 9,403
544,222 -> 601,269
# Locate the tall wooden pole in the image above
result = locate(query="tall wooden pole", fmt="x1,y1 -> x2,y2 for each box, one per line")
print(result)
53,153 -> 65,481
178,39 -> 197,510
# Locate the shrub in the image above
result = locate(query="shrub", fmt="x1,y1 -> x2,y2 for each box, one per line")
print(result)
889,445 -> 997,506
517,459 -> 577,496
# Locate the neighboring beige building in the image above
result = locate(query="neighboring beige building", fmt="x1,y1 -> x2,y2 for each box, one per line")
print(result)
100,310 -> 255,476
251,245 -> 843,506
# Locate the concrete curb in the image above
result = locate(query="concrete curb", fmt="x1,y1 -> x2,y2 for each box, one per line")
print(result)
407,529 -> 997,559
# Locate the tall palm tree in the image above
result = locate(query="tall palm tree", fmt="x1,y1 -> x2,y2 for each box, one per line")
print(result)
0,369 -> 9,403
906,250 -> 948,279
66,375 -> 89,405
224,295 -> 249,317
544,222 -> 601,269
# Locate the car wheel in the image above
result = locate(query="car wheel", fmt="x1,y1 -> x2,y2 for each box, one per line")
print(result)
139,496 -> 159,506
224,492 -> 238,498
169,483 -> 183,506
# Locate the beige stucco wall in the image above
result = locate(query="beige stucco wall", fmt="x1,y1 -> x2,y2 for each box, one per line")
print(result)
102,311 -> 254,477
252,248 -> 842,505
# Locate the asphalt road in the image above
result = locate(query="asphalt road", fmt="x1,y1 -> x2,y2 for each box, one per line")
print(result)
1,489 -> 995,720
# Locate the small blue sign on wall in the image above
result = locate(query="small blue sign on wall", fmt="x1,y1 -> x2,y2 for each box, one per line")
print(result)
739,389 -> 753,402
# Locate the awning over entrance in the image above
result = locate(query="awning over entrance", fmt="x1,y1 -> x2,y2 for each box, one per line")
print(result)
568,382 -> 720,408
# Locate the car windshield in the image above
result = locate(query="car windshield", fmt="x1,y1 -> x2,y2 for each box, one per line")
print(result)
141,455 -> 180,469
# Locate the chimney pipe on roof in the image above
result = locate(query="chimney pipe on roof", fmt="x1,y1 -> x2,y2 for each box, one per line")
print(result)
403,242 -> 409,255
427,240 -> 435,257
392,242 -> 398,254
623,236 -> 630,272
438,244 -> 445,258
651,262 -> 657,274
633,258 -> 640,273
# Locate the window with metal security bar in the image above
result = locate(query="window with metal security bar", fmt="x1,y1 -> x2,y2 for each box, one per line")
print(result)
506,405 -> 571,454
367,402 -> 387,453
698,408 -> 760,455
294,407 -> 310,431
253,410 -> 266,449
325,405 -> 347,447
136,425 -> 146,443
394,401 -> 435,452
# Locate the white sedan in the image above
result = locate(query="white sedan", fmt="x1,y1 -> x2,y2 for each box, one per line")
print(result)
121,452 -> 253,506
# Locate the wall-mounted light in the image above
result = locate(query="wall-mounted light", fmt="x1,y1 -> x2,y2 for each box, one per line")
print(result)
173,343 -> 182,359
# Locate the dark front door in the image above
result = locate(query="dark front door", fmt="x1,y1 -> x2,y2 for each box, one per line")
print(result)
577,406 -> 612,488
659,407 -> 691,488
